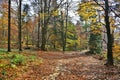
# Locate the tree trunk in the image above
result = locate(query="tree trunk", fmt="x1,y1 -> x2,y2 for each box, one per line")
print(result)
8,0 -> 11,52
37,13 -> 40,48
60,11 -> 65,51
105,0 -> 114,66
64,0 -> 69,51
26,26 -> 29,48
18,0 -> 22,51
41,26 -> 47,51
41,0 -> 47,51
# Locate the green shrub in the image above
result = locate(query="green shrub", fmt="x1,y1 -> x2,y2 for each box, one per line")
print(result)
29,55 -> 36,61
0,78 -> 2,80
0,56 -> 4,59
1,70 -> 7,75
10,54 -> 26,65
0,51 -> 7,54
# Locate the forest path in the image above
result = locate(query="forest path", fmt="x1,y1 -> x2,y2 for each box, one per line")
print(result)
15,51 -> 120,80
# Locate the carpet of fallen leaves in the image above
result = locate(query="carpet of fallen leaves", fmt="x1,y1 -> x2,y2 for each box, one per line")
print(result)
1,51 -> 120,80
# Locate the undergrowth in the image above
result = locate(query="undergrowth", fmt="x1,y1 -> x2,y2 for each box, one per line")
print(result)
0,51 -> 42,80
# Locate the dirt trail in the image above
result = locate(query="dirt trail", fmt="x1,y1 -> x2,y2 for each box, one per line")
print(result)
15,51 -> 120,80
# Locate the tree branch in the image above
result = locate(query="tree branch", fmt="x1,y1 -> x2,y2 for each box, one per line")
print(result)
92,0 -> 105,10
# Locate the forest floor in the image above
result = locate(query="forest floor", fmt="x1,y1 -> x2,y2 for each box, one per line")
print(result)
0,50 -> 120,80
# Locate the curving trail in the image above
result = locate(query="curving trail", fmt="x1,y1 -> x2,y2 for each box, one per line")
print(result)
15,51 -> 120,80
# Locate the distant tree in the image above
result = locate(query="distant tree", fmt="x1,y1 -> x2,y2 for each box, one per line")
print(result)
77,1 -> 102,54
23,4 -> 30,48
0,3 -> 8,42
31,0 -> 65,51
